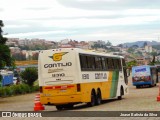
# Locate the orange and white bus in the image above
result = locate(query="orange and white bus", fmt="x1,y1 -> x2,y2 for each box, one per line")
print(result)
38,48 -> 129,110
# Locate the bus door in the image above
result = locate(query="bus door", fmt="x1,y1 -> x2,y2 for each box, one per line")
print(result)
122,59 -> 128,85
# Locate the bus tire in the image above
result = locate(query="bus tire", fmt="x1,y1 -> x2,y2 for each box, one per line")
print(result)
56,105 -> 63,110
96,89 -> 102,105
88,90 -> 96,107
118,87 -> 123,100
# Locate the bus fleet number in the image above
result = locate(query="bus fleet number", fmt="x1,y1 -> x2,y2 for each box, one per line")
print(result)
82,74 -> 89,79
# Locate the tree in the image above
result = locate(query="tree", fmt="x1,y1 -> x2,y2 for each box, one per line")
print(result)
127,48 -> 134,53
20,67 -> 38,86
117,44 -> 123,48
148,52 -> 158,65
126,60 -> 137,69
131,45 -> 139,48
0,20 -> 15,69
106,40 -> 112,46
12,52 -> 26,61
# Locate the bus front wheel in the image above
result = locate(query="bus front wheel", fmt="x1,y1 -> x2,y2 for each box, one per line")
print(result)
118,87 -> 123,100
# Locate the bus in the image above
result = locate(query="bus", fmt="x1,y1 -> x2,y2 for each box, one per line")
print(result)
132,65 -> 158,88
38,48 -> 129,110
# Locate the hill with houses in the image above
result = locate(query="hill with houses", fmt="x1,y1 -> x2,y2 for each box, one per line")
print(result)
122,40 -> 160,49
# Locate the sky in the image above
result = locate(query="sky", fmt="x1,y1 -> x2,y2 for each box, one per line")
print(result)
1,0 -> 160,45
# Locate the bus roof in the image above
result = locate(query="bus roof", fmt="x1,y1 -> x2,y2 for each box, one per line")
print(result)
40,48 -> 124,59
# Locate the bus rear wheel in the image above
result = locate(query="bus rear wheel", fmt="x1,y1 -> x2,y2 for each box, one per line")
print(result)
96,90 -> 102,105
88,90 -> 96,107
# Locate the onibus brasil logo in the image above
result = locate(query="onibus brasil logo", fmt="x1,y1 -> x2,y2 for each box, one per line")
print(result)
49,52 -> 68,61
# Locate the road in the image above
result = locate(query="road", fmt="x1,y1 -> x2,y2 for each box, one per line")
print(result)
1,76 -> 160,119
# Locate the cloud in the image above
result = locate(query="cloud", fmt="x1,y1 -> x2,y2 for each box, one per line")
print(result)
24,15 -> 160,29
57,0 -> 160,10
0,8 -> 3,11
1,0 -> 160,45
5,25 -> 30,28
4,30 -> 77,38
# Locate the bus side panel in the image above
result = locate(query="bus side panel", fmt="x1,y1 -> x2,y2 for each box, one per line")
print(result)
81,70 -> 121,101
80,81 -> 111,102
105,71 -> 113,99
110,70 -> 119,98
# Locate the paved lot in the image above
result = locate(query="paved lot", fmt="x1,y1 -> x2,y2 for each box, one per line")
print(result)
1,76 -> 160,119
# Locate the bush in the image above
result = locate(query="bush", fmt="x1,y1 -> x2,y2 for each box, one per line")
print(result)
0,84 -> 39,97
0,87 -> 6,97
20,67 -> 38,86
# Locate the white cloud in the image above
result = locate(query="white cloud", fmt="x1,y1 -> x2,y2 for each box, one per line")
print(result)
5,25 -> 30,28
1,0 -> 160,45
4,30 -> 76,38
25,15 -> 160,29
77,0 -> 119,2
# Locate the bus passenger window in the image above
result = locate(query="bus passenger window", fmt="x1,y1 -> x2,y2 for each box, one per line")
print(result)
95,57 -> 102,70
108,58 -> 114,70
105,58 -> 109,70
113,59 -> 118,70
87,56 -> 95,70
101,57 -> 107,70
80,55 -> 88,70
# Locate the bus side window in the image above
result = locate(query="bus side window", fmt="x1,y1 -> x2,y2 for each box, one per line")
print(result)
108,58 -> 114,70
101,57 -> 107,70
113,59 -> 118,70
105,58 -> 109,70
79,55 -> 88,70
95,56 -> 102,70
87,56 -> 95,70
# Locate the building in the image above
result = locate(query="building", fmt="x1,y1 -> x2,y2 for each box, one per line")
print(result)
145,45 -> 152,53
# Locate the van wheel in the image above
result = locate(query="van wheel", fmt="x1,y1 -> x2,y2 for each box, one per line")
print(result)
136,86 -> 140,88
96,90 -> 102,105
88,90 -> 96,107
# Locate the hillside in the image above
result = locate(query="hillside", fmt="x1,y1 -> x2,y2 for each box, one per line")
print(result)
122,41 -> 160,47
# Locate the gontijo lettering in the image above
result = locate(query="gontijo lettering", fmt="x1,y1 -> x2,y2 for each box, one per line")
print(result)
44,62 -> 72,68
49,52 -> 68,61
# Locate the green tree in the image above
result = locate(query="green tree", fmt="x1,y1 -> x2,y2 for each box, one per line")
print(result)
106,40 -> 112,46
127,48 -> 135,53
126,60 -> 137,69
148,52 -> 158,65
20,67 -> 38,86
0,20 -> 15,70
